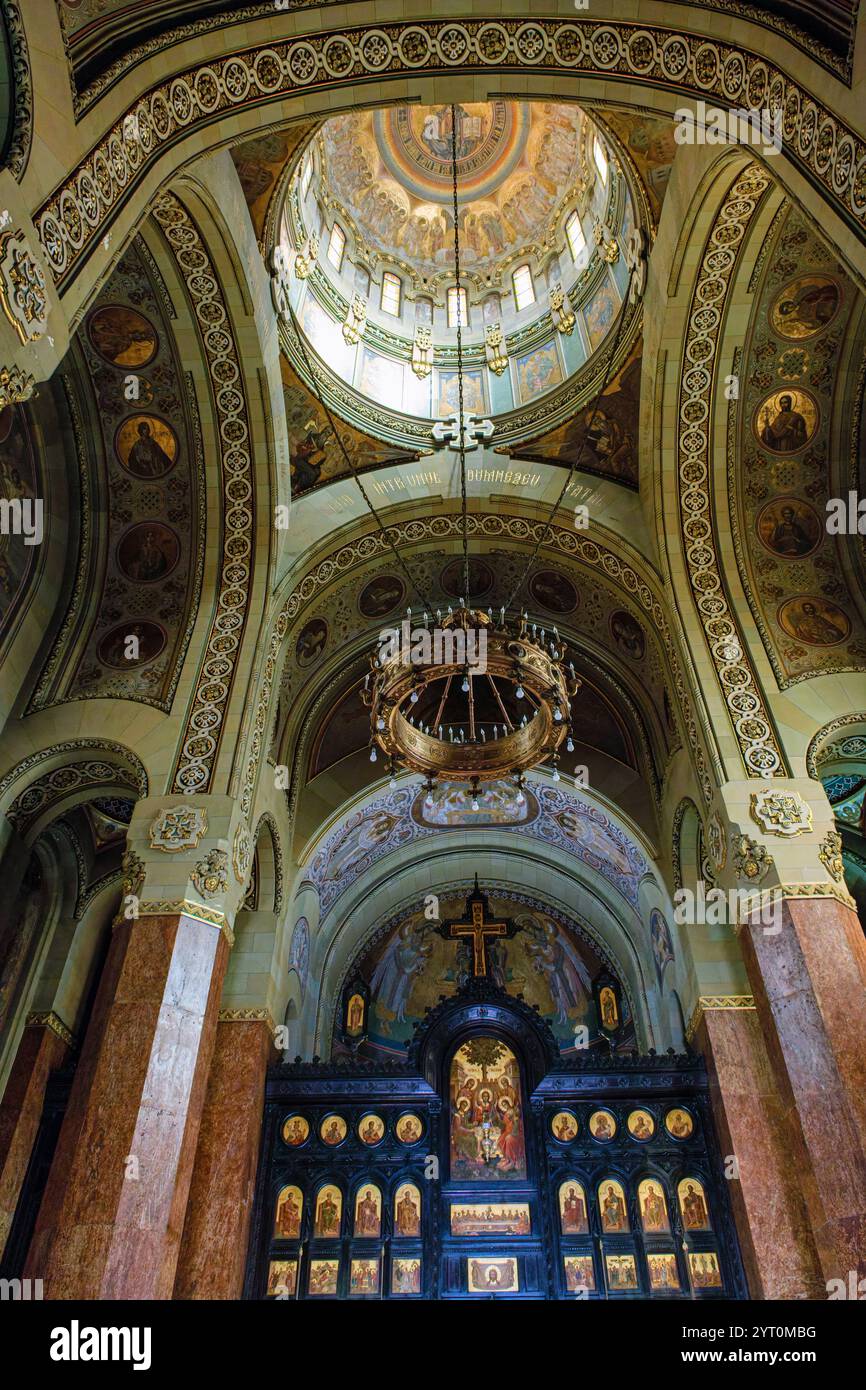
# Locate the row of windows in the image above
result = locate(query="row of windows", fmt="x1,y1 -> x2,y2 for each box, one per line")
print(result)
326,216 -> 594,322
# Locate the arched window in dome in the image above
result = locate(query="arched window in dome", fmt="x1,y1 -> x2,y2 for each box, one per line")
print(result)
566,210 -> 586,262
512,264 -> 535,312
381,271 -> 402,317
301,154 -> 314,201
592,135 -> 608,185
447,286 -> 468,329
327,222 -> 346,271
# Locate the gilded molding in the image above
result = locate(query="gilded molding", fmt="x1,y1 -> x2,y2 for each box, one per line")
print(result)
676,163 -> 787,779
218,1006 -> 278,1038
0,1 -> 33,180
153,193 -> 255,797
114,898 -> 235,946
25,1010 -> 75,1049
686,994 -> 756,1044
34,22 -> 866,295
4,753 -> 145,834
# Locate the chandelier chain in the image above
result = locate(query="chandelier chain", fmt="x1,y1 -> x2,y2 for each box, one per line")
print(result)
450,104 -> 470,610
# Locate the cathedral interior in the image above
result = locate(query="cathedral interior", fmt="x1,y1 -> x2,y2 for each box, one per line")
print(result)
0,0 -> 865,1309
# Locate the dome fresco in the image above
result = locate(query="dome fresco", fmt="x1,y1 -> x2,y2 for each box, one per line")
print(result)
320,101 -> 589,277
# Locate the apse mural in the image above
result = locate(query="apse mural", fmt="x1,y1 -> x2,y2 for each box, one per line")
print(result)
450,1037 -> 526,1180
735,206 -> 866,684
334,888 -> 635,1057
309,786 -> 647,915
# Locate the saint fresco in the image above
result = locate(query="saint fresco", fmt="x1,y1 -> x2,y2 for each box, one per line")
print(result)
115,415 -> 178,478
350,1258 -> 380,1296
116,523 -> 180,584
627,1109 -> 655,1141
96,620 -> 166,670
320,1114 -> 347,1146
450,1038 -> 526,1180
599,1179 -> 629,1232
295,617 -> 328,666
688,1251 -> 723,1289
665,1108 -> 694,1140
605,1254 -> 638,1290
777,596 -> 851,646
527,569 -> 578,614
551,1111 -> 578,1143
358,574 -> 405,619
650,912 -> 674,987
559,1182 -> 588,1234
266,1260 -> 297,1297
589,1110 -> 616,1142
88,304 -> 158,367
770,274 -> 840,339
678,1178 -> 711,1231
648,1254 -> 680,1291
314,1185 -> 342,1237
757,497 -> 822,559
753,389 -> 818,454
564,1256 -> 595,1292
308,1260 -> 339,1296
274,1185 -> 303,1239
515,342 -> 563,404
392,1258 -> 421,1294
282,1114 -> 309,1147
394,1183 -> 421,1236
609,610 -> 645,660
354,1185 -> 382,1237
396,1113 -> 423,1145
358,1114 -> 385,1145
638,1179 -> 669,1233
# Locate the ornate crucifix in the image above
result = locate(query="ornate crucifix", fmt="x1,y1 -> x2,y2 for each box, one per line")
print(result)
438,876 -> 516,978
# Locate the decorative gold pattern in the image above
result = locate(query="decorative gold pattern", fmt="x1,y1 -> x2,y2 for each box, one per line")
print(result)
120,849 -> 145,898
148,804 -> 208,852
818,831 -> 846,883
233,823 -> 253,885
114,898 -> 235,945
676,164 -> 786,779
0,363 -> 36,410
192,848 -> 229,899
686,995 -> 756,1044
34,22 -> 866,296
749,788 -> 813,836
731,832 -> 774,883
153,194 -> 255,796
25,1010 -> 75,1048
0,229 -> 47,343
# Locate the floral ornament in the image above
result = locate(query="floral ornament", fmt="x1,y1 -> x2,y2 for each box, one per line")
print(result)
233,823 -> 253,885
0,363 -> 36,410
192,848 -> 229,899
750,788 -> 813,837
732,833 -> 774,884
149,804 -> 208,852
0,229 -> 47,343
120,849 -> 145,897
706,812 -> 727,873
818,829 -> 845,883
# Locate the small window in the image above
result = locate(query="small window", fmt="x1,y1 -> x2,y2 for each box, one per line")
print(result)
381,271 -> 402,317
447,286 -> 468,329
512,264 -> 535,312
301,155 -> 313,200
565,211 -> 586,262
593,135 -> 608,185
327,222 -> 346,271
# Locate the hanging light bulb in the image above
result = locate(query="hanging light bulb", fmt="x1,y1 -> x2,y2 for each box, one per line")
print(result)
552,766 -> 560,782
461,671 -> 470,693
410,689 -> 419,703
515,682 -> 524,699
369,746 -> 377,763
554,705 -> 562,722
376,715 -> 385,731
389,773 -> 397,789
471,796 -> 479,811
566,735 -> 574,753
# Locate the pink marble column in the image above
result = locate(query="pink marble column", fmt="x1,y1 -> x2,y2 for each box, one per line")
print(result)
740,895 -> 866,1287
0,1021 -> 71,1259
174,1019 -> 276,1299
695,1006 -> 823,1298
25,912 -> 229,1299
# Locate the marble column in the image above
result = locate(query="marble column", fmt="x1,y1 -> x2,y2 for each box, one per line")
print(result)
0,1017 -> 72,1259
174,1017 -> 276,1299
692,1002 -> 824,1299
24,796 -> 251,1299
714,780 -> 866,1289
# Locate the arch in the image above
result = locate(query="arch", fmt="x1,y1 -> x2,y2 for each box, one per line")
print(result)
0,739 -> 148,846
253,812 -> 283,914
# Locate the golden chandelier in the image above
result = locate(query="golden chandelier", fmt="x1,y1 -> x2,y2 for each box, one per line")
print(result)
363,605 -> 580,809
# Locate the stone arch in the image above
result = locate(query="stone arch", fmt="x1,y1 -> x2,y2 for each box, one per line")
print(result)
252,812 -> 283,915
0,738 -> 148,847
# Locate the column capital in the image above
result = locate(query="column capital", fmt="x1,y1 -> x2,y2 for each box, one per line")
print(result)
117,795 -> 255,946
703,778 -> 856,912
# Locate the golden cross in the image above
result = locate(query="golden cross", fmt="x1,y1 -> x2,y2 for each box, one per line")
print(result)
446,898 -> 509,977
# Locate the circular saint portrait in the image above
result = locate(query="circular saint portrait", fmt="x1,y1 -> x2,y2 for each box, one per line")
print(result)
528,569 -> 578,615
440,556 -> 494,601
358,574 -> 405,619
320,1114 -> 347,1146
395,1113 -> 424,1145
664,1107 -> 694,1140
753,389 -> 818,455
589,1109 -> 617,1142
295,618 -> 328,667
770,274 -> 840,340
627,1108 -> 655,1141
551,1110 -> 579,1142
88,304 -> 158,368
116,522 -> 180,584
777,595 -> 851,647
756,497 -> 822,559
609,609 -> 645,660
358,1114 -> 386,1146
115,414 -> 179,479
96,620 -> 166,670
281,1114 -> 310,1147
